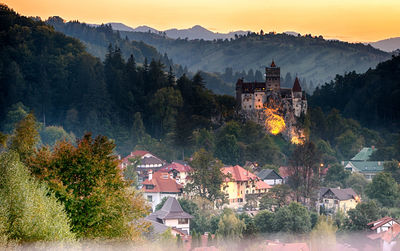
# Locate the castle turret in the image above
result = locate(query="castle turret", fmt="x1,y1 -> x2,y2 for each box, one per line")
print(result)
266,60 -> 280,91
236,78 -> 243,105
292,77 -> 302,99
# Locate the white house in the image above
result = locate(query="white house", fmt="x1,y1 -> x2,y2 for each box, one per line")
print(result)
368,217 -> 400,234
257,169 -> 283,186
146,197 -> 193,235
142,170 -> 183,211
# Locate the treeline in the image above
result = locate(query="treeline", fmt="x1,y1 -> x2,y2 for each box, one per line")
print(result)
311,55 -> 400,130
121,29 -> 390,88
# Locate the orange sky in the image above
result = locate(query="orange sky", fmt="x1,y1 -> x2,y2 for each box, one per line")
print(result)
4,0 -> 400,42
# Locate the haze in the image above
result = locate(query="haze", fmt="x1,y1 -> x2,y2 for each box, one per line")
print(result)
4,0 -> 400,42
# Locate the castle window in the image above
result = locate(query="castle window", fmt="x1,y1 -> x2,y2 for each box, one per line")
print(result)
258,99 -> 260,102
249,105 -> 251,108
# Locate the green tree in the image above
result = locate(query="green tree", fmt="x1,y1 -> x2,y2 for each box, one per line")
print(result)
27,133 -> 149,239
366,172 -> 400,207
273,202 -> 312,233
335,130 -> 364,159
10,113 -> 39,162
289,141 -> 320,204
0,152 -> 74,242
40,126 -> 75,146
383,160 -> 400,183
238,213 -> 258,237
345,173 -> 369,198
149,87 -> 183,137
259,184 -> 292,210
344,200 -> 382,231
310,216 -> 337,251
2,102 -> 29,133
324,164 -> 351,187
254,210 -> 274,233
215,134 -> 240,165
216,210 -> 245,239
124,155 -> 141,187
186,149 -> 227,203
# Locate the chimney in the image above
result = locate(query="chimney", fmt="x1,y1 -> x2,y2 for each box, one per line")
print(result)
148,170 -> 153,181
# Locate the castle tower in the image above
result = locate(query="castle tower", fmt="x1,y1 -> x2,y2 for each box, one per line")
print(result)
292,77 -> 302,98
266,60 -> 280,91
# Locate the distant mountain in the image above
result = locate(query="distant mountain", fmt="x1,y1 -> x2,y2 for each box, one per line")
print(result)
284,31 -> 301,37
369,37 -> 400,52
121,30 -> 390,86
164,25 -> 249,40
108,23 -> 249,41
46,17 -> 172,64
131,25 -> 160,34
107,22 -> 136,32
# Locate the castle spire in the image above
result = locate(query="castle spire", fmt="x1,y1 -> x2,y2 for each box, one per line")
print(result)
270,60 -> 276,67
292,77 -> 302,92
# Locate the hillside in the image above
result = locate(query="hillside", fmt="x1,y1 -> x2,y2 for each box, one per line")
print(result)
310,55 -> 400,130
46,16 -> 173,65
369,37 -> 400,52
0,4 -> 236,156
121,31 -> 391,86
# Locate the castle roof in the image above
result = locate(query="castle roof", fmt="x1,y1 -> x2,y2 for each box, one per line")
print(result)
270,60 -> 276,67
292,77 -> 302,92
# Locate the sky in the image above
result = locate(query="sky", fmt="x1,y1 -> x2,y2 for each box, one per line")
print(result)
4,0 -> 400,42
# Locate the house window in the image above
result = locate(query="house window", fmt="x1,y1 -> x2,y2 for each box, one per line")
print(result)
145,185 -> 154,190
178,218 -> 188,224
334,200 -> 339,204
238,198 -> 243,202
147,195 -> 152,202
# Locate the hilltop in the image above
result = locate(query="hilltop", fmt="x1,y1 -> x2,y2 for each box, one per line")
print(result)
121,30 -> 391,86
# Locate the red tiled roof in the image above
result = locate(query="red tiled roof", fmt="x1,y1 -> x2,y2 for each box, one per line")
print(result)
368,223 -> 400,243
160,162 -> 191,173
221,165 -> 259,182
367,216 -> 398,230
292,77 -> 302,92
120,150 -> 151,165
142,172 -> 183,193
255,180 -> 272,190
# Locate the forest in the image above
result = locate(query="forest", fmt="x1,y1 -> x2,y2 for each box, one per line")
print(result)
1,4 -> 400,249
1,4 -> 399,163
121,29 -> 390,87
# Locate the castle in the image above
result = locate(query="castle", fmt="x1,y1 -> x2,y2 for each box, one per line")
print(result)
235,61 -> 307,141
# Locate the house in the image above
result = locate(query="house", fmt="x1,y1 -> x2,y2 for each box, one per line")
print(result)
146,197 -> 193,235
221,165 -> 271,208
159,161 -> 191,186
142,171 -> 183,211
320,187 -> 360,214
351,147 -> 377,161
120,150 -> 166,183
344,161 -> 384,180
257,169 -> 283,186
368,217 -> 400,234
342,146 -> 384,180
367,223 -> 400,251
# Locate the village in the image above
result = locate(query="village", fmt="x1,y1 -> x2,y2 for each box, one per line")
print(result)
118,145 -> 398,251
